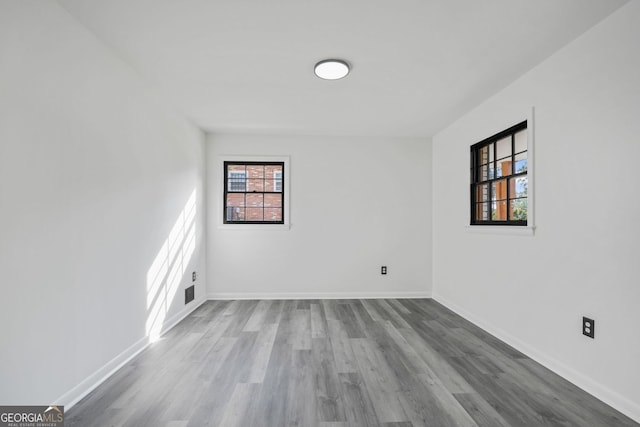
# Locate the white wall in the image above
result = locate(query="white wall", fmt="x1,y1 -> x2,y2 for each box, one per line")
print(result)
432,1 -> 640,421
207,134 -> 431,299
0,2 -> 206,407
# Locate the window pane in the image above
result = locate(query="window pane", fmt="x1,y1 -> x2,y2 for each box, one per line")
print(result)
475,184 -> 489,203
228,170 -> 247,192
264,165 -> 283,192
478,165 -> 489,181
515,130 -> 527,154
492,200 -> 507,220
509,176 -> 528,198
274,171 -> 282,192
265,165 -> 282,174
496,136 -> 511,160
226,206 -> 245,222
264,170 -> 282,193
476,203 -> 490,221
248,178 -> 264,192
510,198 -> 528,221
491,179 -> 507,201
246,208 -> 264,222
479,165 -> 488,181
246,193 -> 264,207
264,208 -> 282,222
264,193 -> 282,207
515,152 -> 527,173
265,165 -> 282,191
247,165 -> 265,178
496,159 -> 512,178
226,193 -> 245,207
489,143 -> 494,162
479,145 -> 490,165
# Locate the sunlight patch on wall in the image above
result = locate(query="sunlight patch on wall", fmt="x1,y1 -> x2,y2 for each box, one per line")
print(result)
145,190 -> 197,342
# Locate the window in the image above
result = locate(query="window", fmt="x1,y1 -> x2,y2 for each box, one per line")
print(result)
228,171 -> 247,192
470,121 -> 528,225
274,170 -> 282,192
224,161 -> 284,224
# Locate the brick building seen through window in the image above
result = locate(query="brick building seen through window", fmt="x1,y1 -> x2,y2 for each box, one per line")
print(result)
224,161 -> 284,224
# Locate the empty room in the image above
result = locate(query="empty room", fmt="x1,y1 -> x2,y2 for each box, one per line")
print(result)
1,0 -> 639,426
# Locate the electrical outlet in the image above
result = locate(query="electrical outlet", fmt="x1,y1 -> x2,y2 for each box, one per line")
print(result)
192,271 -> 197,282
381,266 -> 387,275
582,317 -> 595,339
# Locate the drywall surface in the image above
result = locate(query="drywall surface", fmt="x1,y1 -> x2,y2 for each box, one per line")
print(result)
0,2 -> 206,406
207,134 -> 431,299
432,2 -> 640,421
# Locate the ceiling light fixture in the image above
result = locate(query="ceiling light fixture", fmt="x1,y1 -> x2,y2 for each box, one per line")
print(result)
314,59 -> 350,80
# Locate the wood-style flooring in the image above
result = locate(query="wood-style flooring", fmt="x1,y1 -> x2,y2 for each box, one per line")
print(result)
67,299 -> 639,427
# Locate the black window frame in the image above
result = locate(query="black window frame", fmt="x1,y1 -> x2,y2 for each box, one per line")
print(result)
223,161 -> 285,225
470,121 -> 528,226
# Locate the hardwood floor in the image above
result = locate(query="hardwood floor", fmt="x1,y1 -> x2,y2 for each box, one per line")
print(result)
67,299 -> 639,427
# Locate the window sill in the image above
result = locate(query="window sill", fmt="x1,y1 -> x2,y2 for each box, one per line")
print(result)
218,223 -> 291,231
465,225 -> 535,236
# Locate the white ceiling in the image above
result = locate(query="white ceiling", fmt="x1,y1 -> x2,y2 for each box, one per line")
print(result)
58,0 -> 627,138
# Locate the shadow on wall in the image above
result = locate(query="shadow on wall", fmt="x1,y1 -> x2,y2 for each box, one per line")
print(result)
145,190 -> 197,342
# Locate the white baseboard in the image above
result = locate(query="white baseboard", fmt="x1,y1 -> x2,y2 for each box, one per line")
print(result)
58,297 -> 207,410
159,297 -> 208,337
433,293 -> 640,424
56,335 -> 149,410
206,291 -> 431,300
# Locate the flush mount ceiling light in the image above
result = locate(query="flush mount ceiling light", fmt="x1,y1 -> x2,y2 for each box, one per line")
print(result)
314,59 -> 350,80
